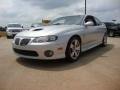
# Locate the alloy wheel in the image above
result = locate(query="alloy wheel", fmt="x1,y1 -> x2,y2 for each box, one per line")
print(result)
69,39 -> 81,60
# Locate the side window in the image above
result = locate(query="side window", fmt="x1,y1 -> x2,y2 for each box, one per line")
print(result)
84,16 -> 97,26
94,17 -> 102,25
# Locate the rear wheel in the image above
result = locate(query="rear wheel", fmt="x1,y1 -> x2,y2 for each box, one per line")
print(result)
66,37 -> 81,62
109,30 -> 114,37
101,34 -> 107,47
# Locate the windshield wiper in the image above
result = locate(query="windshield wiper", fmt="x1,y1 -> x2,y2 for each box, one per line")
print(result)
53,23 -> 63,25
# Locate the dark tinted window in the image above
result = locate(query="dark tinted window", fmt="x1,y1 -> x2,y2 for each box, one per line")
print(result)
104,22 -> 115,26
84,16 -> 97,26
94,17 -> 102,25
8,24 -> 21,27
50,15 -> 83,25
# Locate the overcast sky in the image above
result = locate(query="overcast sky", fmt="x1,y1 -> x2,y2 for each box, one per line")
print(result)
0,0 -> 120,26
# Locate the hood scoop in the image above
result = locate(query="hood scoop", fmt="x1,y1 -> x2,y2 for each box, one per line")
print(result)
33,28 -> 43,31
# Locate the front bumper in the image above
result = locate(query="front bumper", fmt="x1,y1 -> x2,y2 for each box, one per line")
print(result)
13,41 -> 67,60
6,32 -> 18,36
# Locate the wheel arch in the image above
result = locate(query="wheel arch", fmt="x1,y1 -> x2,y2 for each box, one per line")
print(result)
65,34 -> 82,53
65,34 -> 82,61
69,35 -> 82,43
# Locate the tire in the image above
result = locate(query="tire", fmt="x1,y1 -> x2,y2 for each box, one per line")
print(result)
7,35 -> 10,39
101,34 -> 107,47
65,37 -> 81,62
109,30 -> 114,37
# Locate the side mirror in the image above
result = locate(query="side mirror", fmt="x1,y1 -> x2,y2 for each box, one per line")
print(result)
84,21 -> 94,26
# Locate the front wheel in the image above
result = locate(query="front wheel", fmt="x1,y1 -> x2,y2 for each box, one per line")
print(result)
7,35 -> 11,39
66,37 -> 81,62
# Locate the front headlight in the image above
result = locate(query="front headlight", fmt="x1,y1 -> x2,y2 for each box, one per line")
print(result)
32,35 -> 58,43
7,29 -> 11,32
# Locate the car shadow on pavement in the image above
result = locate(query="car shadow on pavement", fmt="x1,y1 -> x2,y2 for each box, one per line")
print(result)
16,44 -> 114,71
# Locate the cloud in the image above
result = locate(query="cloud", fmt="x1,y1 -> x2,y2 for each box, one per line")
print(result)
23,0 -> 82,9
86,0 -> 120,22
87,0 -> 120,12
0,0 -> 120,26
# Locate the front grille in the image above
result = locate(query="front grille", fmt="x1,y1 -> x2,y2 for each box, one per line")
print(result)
15,38 -> 31,46
13,48 -> 38,57
15,38 -> 20,45
20,39 -> 31,46
12,30 -> 21,32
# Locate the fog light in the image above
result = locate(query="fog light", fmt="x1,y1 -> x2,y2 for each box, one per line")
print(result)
44,50 -> 54,57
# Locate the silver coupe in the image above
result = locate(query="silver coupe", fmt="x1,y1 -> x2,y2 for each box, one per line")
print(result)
13,15 -> 107,62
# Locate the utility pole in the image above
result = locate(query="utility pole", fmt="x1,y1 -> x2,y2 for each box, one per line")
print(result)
85,0 -> 86,14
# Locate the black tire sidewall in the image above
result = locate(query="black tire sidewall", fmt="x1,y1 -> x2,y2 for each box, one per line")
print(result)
102,34 -> 107,47
65,37 -> 81,62
109,30 -> 114,37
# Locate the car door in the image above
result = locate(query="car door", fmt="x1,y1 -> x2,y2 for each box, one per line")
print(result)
94,17 -> 106,42
82,16 -> 98,50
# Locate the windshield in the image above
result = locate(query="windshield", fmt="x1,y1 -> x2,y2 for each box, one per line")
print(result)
50,15 -> 83,25
117,24 -> 120,27
105,23 -> 116,26
8,24 -> 22,27
31,23 -> 44,27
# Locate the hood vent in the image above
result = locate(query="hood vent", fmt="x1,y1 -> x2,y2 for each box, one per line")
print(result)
33,29 -> 43,31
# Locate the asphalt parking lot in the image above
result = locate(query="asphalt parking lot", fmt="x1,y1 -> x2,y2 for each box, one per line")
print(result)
0,37 -> 120,90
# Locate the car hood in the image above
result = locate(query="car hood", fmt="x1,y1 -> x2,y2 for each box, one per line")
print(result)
16,25 -> 82,37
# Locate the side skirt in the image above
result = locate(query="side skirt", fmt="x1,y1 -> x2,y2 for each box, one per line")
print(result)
81,41 -> 102,52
